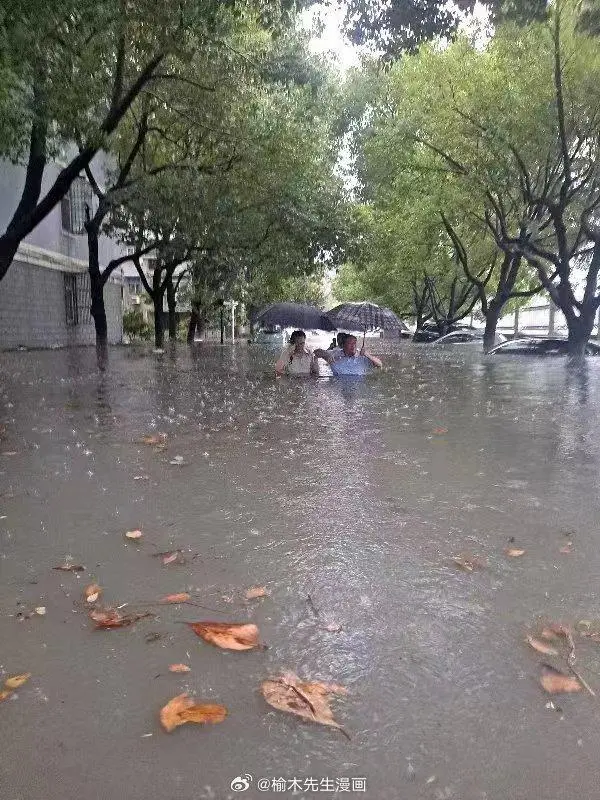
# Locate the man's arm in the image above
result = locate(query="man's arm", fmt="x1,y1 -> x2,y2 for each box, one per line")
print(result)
360,347 -> 382,368
313,347 -> 334,363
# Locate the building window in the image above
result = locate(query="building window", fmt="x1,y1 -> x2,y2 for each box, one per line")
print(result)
61,177 -> 94,234
64,273 -> 78,326
77,273 -> 92,325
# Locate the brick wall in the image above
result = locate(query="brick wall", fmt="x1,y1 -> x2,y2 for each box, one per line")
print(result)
0,259 -> 122,350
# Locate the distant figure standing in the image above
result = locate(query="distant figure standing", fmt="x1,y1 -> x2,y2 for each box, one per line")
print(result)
275,330 -> 318,376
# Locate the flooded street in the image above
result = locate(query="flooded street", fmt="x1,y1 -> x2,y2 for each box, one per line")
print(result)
2,342 -> 600,800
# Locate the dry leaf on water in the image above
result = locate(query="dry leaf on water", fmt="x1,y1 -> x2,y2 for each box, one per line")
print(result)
90,607 -> 153,629
153,550 -> 186,566
187,621 -> 260,651
261,673 -> 349,737
140,433 -> 167,446
245,586 -> 268,600
53,562 -> 85,572
160,693 -> 227,732
540,623 -> 571,642
4,673 -> 31,690
540,665 -> 582,694
0,689 -> 12,702
125,530 -> 143,541
452,553 -> 485,572
526,635 -> 559,656
84,584 -> 102,604
560,542 -> 573,554
160,593 -> 191,604
505,548 -> 526,558
168,664 -> 191,673
432,427 -> 448,435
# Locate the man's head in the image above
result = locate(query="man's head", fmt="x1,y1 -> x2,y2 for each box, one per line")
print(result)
343,335 -> 357,356
337,332 -> 348,348
289,330 -> 306,350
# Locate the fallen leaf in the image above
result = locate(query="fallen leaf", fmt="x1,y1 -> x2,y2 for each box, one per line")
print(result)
53,562 -> 85,572
261,673 -> 348,736
34,606 -> 46,616
321,622 -> 343,633
4,673 -> 31,690
160,693 -> 227,732
0,689 -> 13,702
452,553 -> 485,572
245,586 -> 268,600
153,550 -> 186,566
526,635 -> 559,656
168,664 -> 191,673
187,621 -> 260,651
84,584 -> 102,604
540,665 -> 582,694
541,623 -> 571,641
160,593 -> 191,604
432,427 -> 448,435
89,607 -> 153,629
140,433 -> 167,446
505,548 -> 526,558
560,542 -> 573,554
125,530 -> 143,541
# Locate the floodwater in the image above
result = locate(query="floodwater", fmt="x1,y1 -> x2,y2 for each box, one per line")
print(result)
2,341 -> 600,800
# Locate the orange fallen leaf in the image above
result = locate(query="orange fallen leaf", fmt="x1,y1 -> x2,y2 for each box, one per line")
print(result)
53,562 -> 85,572
261,673 -> 348,737
90,607 -> 153,629
168,664 -> 191,673
0,689 -> 13,702
84,584 -> 102,604
245,586 -> 268,600
526,635 -> 559,656
4,673 -> 31,690
140,433 -> 167,446
125,530 -> 143,541
160,593 -> 191,604
187,621 -> 260,651
505,548 -> 526,558
541,623 -> 571,641
540,665 -> 582,694
153,550 -> 186,566
160,693 -> 227,732
452,553 -> 485,572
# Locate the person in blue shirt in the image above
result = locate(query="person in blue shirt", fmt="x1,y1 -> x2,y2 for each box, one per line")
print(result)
315,334 -> 382,375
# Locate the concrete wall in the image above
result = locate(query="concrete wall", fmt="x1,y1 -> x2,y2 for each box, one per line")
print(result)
0,152 -> 126,349
0,256 -> 122,350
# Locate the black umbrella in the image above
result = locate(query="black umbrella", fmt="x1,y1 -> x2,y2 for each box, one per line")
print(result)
325,302 -> 407,343
253,302 -> 336,332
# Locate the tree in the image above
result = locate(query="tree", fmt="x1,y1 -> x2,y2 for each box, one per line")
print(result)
0,0 -> 301,284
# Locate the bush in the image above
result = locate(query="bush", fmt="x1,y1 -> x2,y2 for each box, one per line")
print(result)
123,308 -> 151,340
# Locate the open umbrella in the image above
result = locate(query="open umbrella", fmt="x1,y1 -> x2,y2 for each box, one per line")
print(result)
325,302 -> 407,344
253,302 -> 336,332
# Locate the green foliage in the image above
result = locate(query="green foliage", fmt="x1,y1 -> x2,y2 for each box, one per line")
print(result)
123,308 -> 151,340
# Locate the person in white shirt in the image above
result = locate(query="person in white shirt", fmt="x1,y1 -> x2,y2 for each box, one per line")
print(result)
275,330 -> 319,376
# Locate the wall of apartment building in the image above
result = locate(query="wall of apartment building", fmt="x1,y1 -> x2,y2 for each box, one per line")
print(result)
0,154 -> 125,350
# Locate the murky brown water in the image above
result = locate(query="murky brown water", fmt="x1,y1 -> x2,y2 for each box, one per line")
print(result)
2,342 -> 600,800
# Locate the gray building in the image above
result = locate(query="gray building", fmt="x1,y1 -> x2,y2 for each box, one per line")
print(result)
0,153 -> 125,350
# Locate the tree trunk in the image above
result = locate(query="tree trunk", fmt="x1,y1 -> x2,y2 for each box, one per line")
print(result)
154,299 -> 164,349
567,312 -> 595,361
167,278 -> 177,340
87,223 -> 108,346
187,307 -> 199,344
483,302 -> 502,353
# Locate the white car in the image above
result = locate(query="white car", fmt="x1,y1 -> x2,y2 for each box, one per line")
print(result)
432,330 -> 506,345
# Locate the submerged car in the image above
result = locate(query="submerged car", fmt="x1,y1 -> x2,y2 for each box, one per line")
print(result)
412,324 -> 476,343
252,326 -> 287,346
488,337 -> 600,356
432,330 -> 506,346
